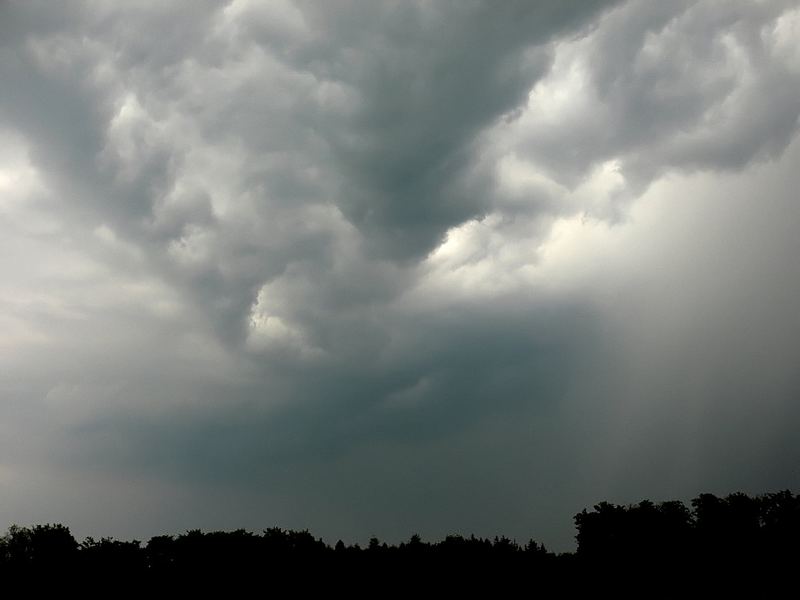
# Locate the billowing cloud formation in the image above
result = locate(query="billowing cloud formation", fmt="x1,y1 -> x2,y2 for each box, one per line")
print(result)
1,0 -> 799,549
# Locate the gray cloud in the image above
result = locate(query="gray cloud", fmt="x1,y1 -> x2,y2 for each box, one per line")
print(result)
1,0 -> 799,550
503,0 -> 800,196
288,0 -> 621,259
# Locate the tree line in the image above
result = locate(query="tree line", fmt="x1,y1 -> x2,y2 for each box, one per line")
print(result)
1,490 -> 797,590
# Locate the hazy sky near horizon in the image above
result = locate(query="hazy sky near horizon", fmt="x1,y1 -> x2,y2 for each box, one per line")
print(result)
1,0 -> 800,550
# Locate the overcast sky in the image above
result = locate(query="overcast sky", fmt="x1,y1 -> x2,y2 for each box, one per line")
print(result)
1,0 -> 799,551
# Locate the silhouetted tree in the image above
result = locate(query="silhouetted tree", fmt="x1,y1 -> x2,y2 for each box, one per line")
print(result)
0,523 -> 78,575
1,488 -> 797,589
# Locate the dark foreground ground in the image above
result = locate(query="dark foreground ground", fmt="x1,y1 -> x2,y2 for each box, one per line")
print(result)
1,490 -> 797,594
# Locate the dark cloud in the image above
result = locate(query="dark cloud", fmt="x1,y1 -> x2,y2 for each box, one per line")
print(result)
2,0 -> 623,342
1,0 -> 799,550
286,0 -> 622,259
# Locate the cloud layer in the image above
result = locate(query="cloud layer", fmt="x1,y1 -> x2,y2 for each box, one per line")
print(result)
1,0 -> 799,549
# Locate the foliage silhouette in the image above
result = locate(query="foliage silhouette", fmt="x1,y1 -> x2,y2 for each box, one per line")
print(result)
0,489 -> 797,591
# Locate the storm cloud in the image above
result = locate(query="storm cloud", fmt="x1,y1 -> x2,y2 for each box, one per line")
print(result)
1,0 -> 799,549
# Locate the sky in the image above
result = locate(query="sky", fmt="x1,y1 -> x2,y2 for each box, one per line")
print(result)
1,0 -> 799,551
